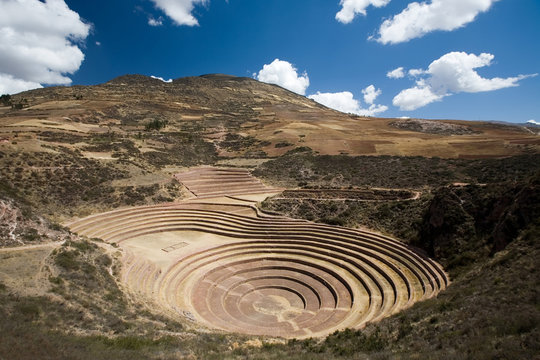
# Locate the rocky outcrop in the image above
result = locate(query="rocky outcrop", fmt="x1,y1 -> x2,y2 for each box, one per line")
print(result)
0,197 -> 70,248
389,119 -> 478,135
417,173 -> 540,268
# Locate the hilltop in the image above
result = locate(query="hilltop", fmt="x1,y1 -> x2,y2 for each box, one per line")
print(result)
1,74 -> 538,161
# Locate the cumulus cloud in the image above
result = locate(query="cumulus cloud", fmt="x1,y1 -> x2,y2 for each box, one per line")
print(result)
0,0 -> 90,94
393,51 -> 537,111
308,91 -> 361,114
376,0 -> 499,44
255,58 -> 387,116
336,0 -> 391,24
361,103 -> 388,116
408,68 -> 425,77
309,87 -> 388,116
255,59 -> 310,95
0,73 -> 42,95
393,85 -> 445,111
362,85 -> 382,104
150,0 -> 207,26
148,16 -> 164,26
151,75 -> 173,83
425,52 -> 536,93
387,67 -> 405,79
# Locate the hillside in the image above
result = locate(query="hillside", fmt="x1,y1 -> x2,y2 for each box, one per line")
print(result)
0,75 -> 539,359
1,74 -> 539,161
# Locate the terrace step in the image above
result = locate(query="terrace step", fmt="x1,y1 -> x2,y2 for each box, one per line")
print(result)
68,201 -> 449,338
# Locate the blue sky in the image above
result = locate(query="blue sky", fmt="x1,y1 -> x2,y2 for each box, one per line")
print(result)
0,0 -> 539,123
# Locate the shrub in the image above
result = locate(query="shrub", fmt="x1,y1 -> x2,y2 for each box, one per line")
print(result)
0,94 -> 11,106
49,276 -> 63,285
15,300 -> 42,320
275,141 -> 294,148
54,250 -> 80,271
22,228 -> 40,242
144,119 -> 168,131
320,217 -> 346,226
70,240 -> 96,253
321,328 -> 387,355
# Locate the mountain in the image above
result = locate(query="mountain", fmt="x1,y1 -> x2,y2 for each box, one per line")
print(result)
1,74 -> 538,160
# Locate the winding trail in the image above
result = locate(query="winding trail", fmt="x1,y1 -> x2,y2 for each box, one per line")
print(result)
273,189 -> 422,202
0,241 -> 64,253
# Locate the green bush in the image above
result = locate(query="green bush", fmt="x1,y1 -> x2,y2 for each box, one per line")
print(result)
69,239 -> 96,253
0,94 -> 11,106
275,141 -> 294,148
15,301 -> 42,320
320,217 -> 346,226
321,328 -> 387,355
54,250 -> 80,271
22,228 -> 40,242
48,276 -> 63,285
144,119 -> 168,131
91,335 -> 178,350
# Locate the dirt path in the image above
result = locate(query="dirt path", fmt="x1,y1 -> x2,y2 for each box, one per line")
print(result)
274,189 -> 422,202
0,241 -> 64,253
0,241 -> 64,296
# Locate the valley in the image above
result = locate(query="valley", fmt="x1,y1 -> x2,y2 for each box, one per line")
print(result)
0,75 -> 538,359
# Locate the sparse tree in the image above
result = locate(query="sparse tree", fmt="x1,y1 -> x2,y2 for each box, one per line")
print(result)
0,94 -> 12,106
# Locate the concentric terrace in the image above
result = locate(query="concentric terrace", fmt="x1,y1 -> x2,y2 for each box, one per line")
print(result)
67,167 -> 449,338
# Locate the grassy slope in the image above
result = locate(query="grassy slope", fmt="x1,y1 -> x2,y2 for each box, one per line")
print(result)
253,152 -> 540,189
258,152 -> 540,267
0,224 -> 537,359
0,143 -> 187,220
0,153 -> 538,359
254,153 -> 540,359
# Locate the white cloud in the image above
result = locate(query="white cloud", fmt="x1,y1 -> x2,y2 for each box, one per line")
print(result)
148,16 -> 164,26
0,0 -> 90,94
392,51 -> 537,111
255,60 -> 387,116
151,75 -> 173,83
408,68 -> 425,77
376,0 -> 499,44
527,120 -> 539,126
150,0 -> 207,26
361,103 -> 388,117
255,59 -> 310,95
336,0 -> 391,24
95,41 -> 101,46
387,67 -> 405,79
0,73 -> 42,95
426,52 -> 535,93
309,91 -> 360,114
393,85 -> 445,111
308,90 -> 388,116
362,84 -> 382,104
